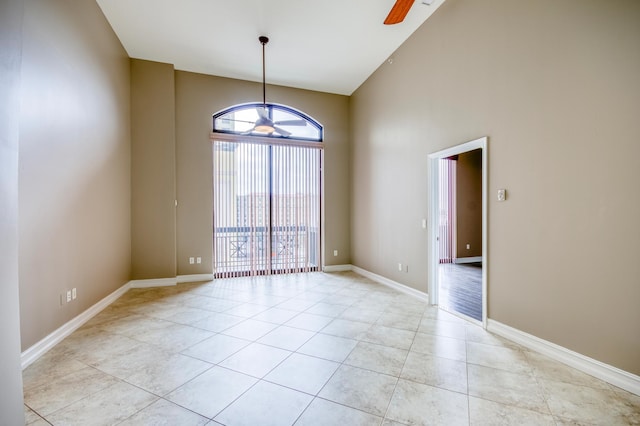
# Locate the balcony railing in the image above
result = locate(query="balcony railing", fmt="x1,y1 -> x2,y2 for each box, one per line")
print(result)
213,226 -> 319,276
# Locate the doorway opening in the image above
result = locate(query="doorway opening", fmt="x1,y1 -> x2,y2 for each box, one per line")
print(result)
428,137 -> 487,326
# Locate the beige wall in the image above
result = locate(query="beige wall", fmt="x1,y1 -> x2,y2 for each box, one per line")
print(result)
11,0 -> 637,386
173,71 -> 351,275
130,59 -> 177,279
18,0 -> 131,349
351,0 -> 640,374
455,149 -> 482,259
0,0 -> 26,421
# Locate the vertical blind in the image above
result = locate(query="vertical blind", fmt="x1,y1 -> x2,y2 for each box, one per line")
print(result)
439,158 -> 456,264
213,140 -> 321,278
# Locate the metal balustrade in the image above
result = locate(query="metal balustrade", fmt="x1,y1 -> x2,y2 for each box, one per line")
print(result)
213,226 -> 319,277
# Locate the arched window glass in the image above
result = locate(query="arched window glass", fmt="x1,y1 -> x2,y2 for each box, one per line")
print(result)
213,103 -> 323,142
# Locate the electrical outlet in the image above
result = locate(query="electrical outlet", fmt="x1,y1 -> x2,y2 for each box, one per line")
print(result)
497,189 -> 506,201
398,263 -> 402,272
189,257 -> 195,264
72,288 -> 77,300
66,290 -> 72,303
196,257 -> 202,264
333,250 -> 338,257
466,244 -> 470,250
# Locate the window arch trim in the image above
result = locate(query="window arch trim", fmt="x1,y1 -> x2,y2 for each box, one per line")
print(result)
212,102 -> 323,142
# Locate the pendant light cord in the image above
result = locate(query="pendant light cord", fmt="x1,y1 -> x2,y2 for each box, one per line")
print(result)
260,36 -> 269,107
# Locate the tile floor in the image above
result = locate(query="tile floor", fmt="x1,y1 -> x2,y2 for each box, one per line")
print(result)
22,272 -> 639,425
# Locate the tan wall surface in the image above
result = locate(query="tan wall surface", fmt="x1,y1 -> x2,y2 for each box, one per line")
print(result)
18,0 -> 131,349
0,0 -> 26,421
130,59 -> 177,279
351,0 -> 640,374
456,149 -> 482,258
174,72 -> 351,275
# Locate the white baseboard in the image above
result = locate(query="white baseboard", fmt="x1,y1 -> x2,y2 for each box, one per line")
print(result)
454,256 -> 483,264
21,281 -> 131,370
323,264 -> 352,272
129,274 -> 215,287
178,274 -> 214,283
351,265 -> 428,302
129,277 -> 177,288
488,319 -> 640,396
20,274 -> 212,369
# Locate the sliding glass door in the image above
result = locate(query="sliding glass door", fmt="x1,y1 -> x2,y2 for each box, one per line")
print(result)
213,140 -> 321,278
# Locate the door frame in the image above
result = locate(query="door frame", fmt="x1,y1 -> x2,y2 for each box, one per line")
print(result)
427,137 -> 488,327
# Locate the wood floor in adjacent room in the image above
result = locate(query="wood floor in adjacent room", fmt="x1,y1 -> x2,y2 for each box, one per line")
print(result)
23,272 -> 639,425
438,263 -> 482,322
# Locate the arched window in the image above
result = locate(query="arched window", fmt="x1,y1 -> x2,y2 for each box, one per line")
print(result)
211,103 -> 323,277
213,103 -> 323,142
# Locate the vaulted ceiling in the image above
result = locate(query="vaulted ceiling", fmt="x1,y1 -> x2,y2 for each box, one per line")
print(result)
96,0 -> 445,95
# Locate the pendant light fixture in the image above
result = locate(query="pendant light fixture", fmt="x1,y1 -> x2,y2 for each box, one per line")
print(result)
254,36 -> 276,134
246,36 -> 306,137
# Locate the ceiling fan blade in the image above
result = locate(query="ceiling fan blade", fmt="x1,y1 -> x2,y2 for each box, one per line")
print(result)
241,127 -> 256,135
384,0 -> 415,25
274,119 -> 307,126
274,126 -> 292,137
